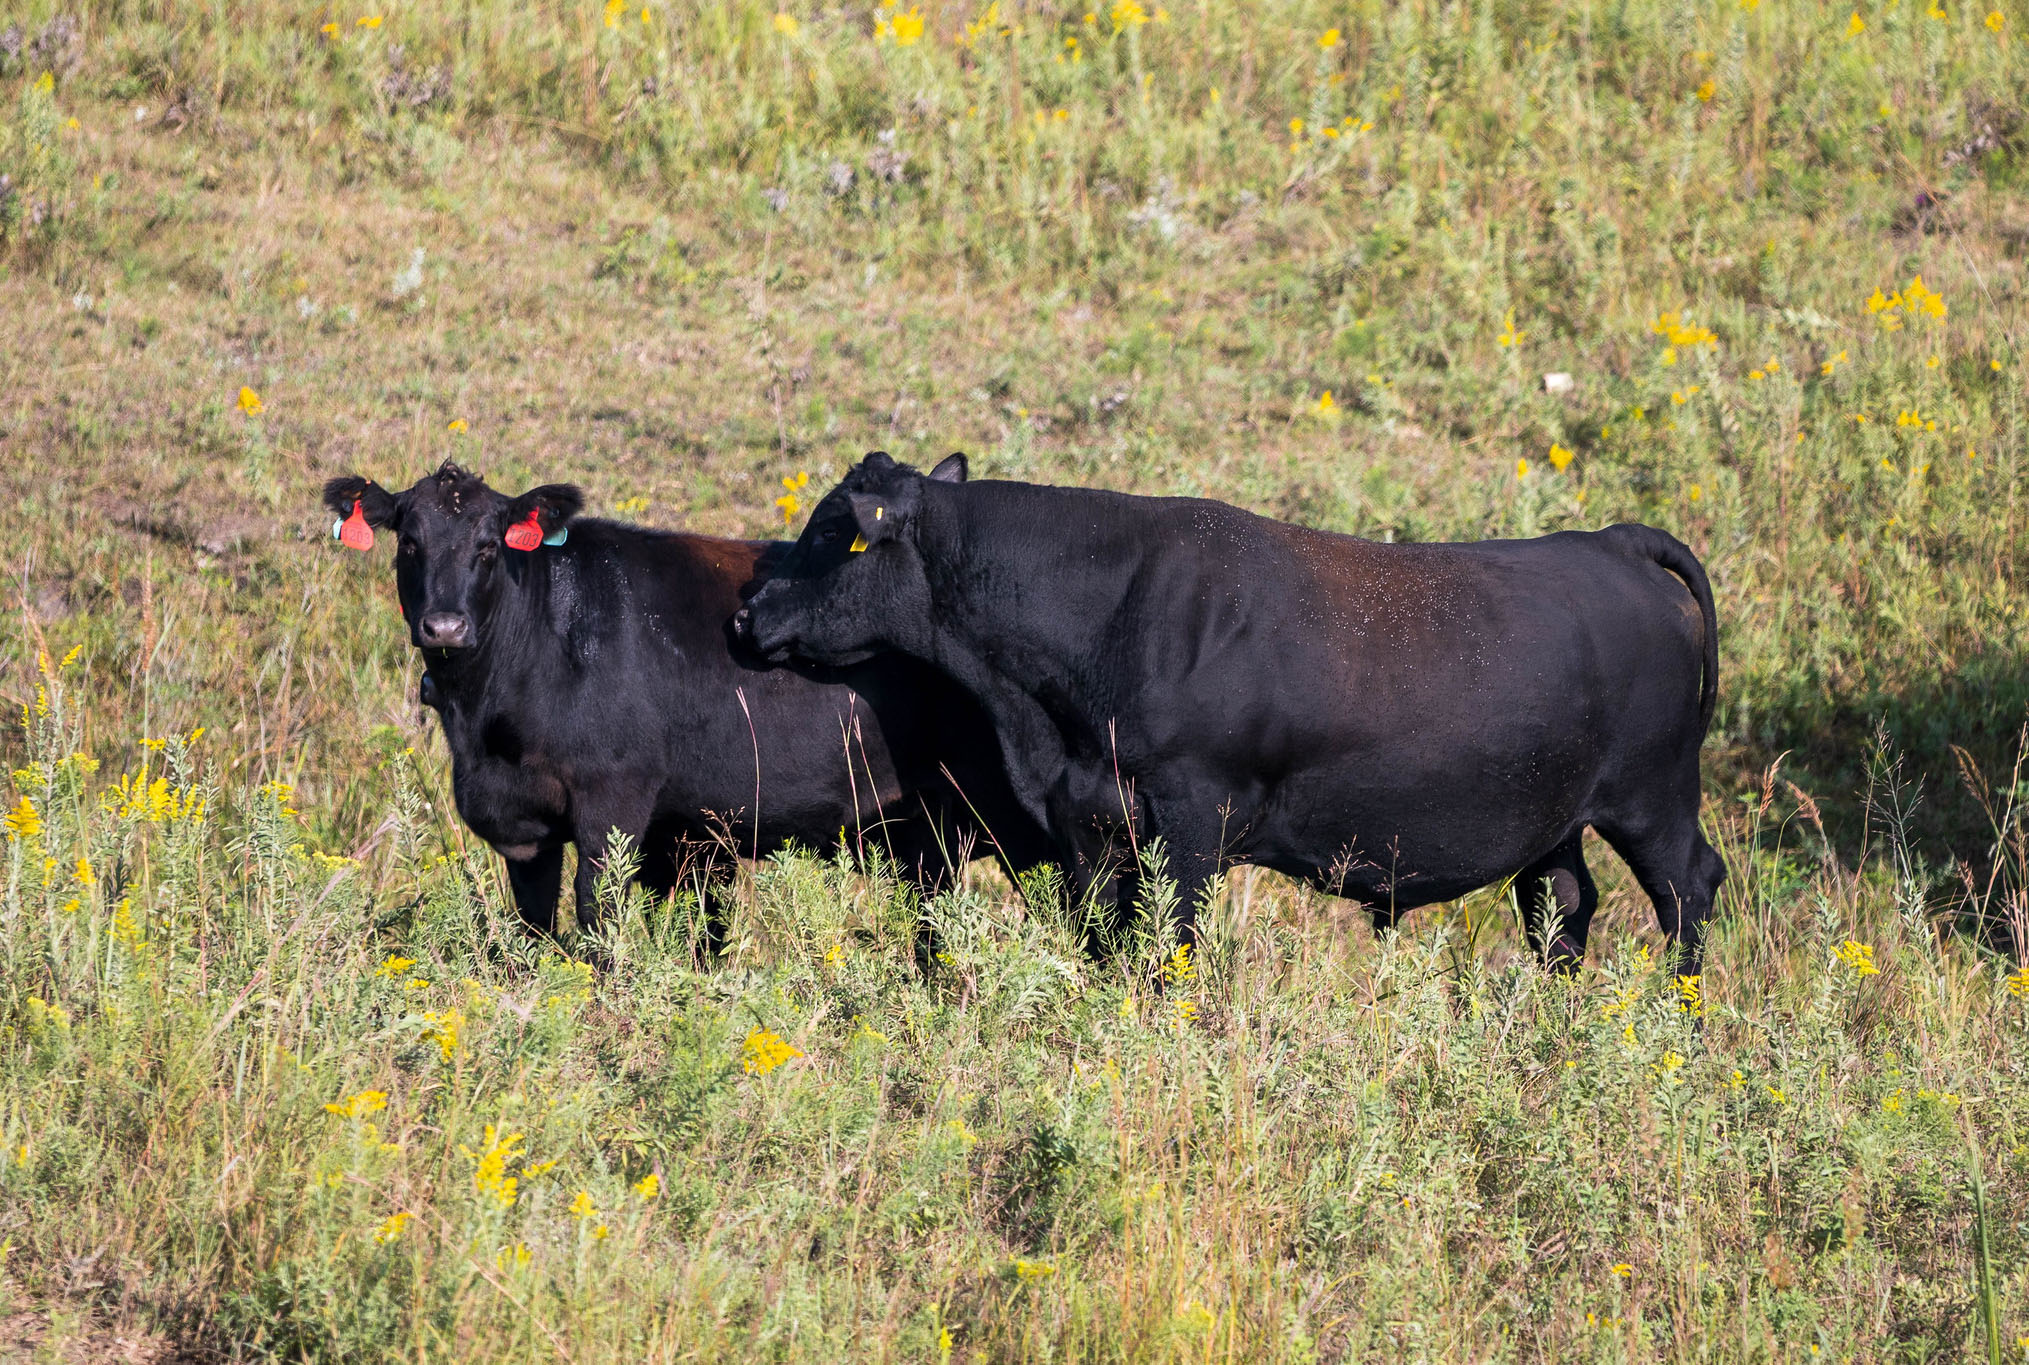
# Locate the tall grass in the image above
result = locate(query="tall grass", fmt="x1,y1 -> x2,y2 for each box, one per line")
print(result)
3,653 -> 2028,1359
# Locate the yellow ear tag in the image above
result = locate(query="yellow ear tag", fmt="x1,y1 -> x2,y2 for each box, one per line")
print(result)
849,534 -> 869,553
874,506 -> 883,519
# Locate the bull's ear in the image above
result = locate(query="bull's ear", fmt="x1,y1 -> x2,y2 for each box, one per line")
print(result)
847,491 -> 905,548
322,476 -> 398,527
506,484 -> 583,538
928,452 -> 968,483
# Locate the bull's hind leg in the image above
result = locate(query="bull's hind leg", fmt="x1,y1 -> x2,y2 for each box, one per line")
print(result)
1596,799 -> 1727,980
1515,835 -> 1598,973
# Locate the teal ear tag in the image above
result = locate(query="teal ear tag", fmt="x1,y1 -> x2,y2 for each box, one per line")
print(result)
542,526 -> 569,547
332,520 -> 344,540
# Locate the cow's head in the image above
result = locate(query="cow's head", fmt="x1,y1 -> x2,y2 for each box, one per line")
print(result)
737,450 -> 967,665
322,462 -> 582,652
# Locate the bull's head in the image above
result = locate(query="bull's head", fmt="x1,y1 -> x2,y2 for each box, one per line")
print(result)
322,462 -> 581,653
736,450 -> 967,665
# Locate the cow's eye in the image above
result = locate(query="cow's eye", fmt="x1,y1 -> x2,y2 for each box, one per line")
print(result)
477,542 -> 498,563
820,525 -> 840,543
398,538 -> 417,556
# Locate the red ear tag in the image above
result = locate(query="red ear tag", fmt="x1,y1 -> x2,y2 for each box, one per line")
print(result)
503,510 -> 543,552
338,499 -> 375,551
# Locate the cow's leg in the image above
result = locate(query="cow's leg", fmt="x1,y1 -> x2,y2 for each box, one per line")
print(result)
1141,796 -> 1226,956
1596,802 -> 1727,981
1514,835 -> 1598,973
570,796 -> 657,937
636,827 -> 727,960
503,845 -> 565,939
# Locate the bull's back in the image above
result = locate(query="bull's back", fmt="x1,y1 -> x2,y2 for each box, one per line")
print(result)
1114,515 -> 1704,776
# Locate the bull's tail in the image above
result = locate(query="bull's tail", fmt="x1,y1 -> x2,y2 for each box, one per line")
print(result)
1604,523 -> 1718,736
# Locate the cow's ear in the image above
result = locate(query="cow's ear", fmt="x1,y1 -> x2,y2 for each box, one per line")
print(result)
847,491 -> 905,548
506,484 -> 583,537
860,450 -> 896,473
927,452 -> 968,484
322,476 -> 398,527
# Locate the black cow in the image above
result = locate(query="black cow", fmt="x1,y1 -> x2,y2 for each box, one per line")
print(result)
738,452 -> 1725,975
322,462 -> 1044,948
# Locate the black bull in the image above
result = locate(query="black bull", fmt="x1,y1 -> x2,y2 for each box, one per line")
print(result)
738,452 -> 1726,974
323,463 -> 1045,947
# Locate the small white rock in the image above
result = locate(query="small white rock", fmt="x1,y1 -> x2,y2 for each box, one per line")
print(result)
1542,372 -> 1574,394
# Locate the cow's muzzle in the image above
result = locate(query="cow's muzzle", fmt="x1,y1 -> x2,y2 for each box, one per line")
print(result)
418,611 -> 473,649
732,604 -> 793,662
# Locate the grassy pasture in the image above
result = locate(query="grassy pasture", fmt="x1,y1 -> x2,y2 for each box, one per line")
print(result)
3,0 -> 2029,1358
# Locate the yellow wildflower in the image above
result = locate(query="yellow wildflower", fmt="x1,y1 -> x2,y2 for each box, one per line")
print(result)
447,418 -> 467,433
459,1125 -> 526,1208
1988,8 -> 2005,29
376,956 -> 417,979
886,6 -> 925,43
3,797 -> 40,839
422,1008 -> 463,1061
1516,457 -> 1531,478
570,1190 -> 598,1219
634,1172 -> 662,1200
775,470 -> 810,525
237,386 -> 264,415
1611,1263 -> 1633,1277
1696,79 -> 1715,101
324,1089 -> 389,1119
1847,11 -> 1865,34
1314,390 -> 1338,417
1111,0 -> 1149,29
1496,309 -> 1525,347
1317,27 -> 1340,48
742,1029 -> 802,1076
773,11 -> 799,35
603,0 -> 624,26
1833,939 -> 1880,977
357,14 -> 382,27
2007,967 -> 2029,998
1013,1258 -> 1057,1280
321,21 -> 340,37
373,1211 -> 413,1244
1547,443 -> 1573,472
